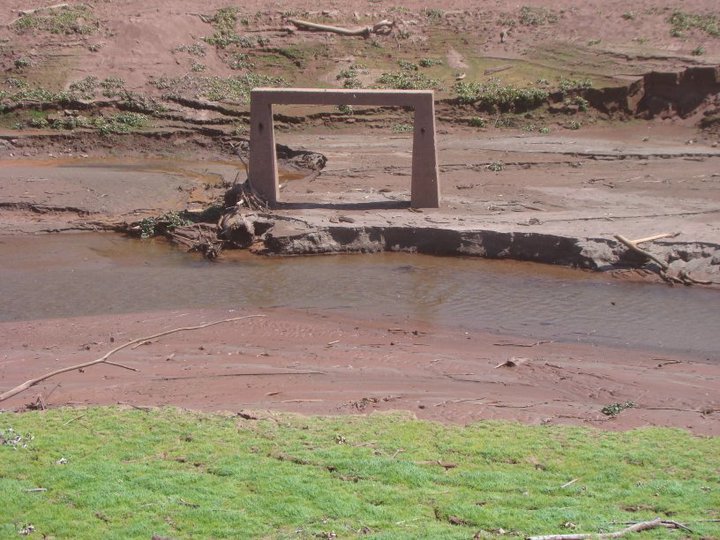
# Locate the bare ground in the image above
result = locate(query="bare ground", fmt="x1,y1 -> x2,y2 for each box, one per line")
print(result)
1,1 -> 720,431
1,308 -> 718,435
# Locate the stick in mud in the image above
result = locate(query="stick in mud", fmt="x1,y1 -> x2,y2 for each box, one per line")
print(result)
0,315 -> 266,404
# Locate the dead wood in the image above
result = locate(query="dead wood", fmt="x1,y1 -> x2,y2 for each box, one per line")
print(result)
614,234 -> 712,286
493,340 -> 551,347
154,370 -> 325,381
0,315 -> 266,404
629,232 -> 679,244
287,18 -> 394,37
168,223 -> 222,260
527,518 -> 688,539
494,357 -> 529,368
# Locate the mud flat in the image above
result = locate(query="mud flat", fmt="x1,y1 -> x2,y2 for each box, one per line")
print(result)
1,307 -> 719,435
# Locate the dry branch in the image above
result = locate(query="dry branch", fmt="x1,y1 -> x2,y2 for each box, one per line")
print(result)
614,234 -> 712,286
287,18 -> 394,37
0,315 -> 266,403
527,517 -> 686,539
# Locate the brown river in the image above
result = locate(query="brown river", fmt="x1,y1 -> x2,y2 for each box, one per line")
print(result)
1,233 -> 719,359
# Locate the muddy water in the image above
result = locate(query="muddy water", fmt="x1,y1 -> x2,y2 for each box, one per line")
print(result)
1,233 -> 719,359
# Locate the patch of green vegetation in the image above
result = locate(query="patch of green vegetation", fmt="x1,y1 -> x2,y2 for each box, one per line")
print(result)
622,12 -> 635,21
391,123 -> 413,133
336,64 -> 366,89
1,79 -> 62,103
138,211 -> 192,238
228,53 -> 255,70
376,71 -> 441,90
100,76 -> 125,97
487,161 -> 504,172
468,116 -> 486,128
418,57 -> 443,68
94,112 -> 148,134
336,104 -> 353,115
397,59 -> 418,71
191,61 -> 206,73
152,73 -> 287,104
455,79 -> 548,112
68,76 -> 99,99
173,43 -> 207,57
565,95 -> 589,112
2,408 -> 718,539
12,4 -> 97,35
566,119 -> 582,130
519,6 -> 558,26
668,10 -> 720,38
558,78 -> 593,94
691,45 -> 705,56
601,401 -> 636,417
14,57 -> 31,70
203,7 -> 244,48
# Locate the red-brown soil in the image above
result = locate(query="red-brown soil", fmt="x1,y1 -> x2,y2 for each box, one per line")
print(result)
1,308 -> 718,435
1,1 -> 719,433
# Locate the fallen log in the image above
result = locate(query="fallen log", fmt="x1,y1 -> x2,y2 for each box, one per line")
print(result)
287,18 -> 395,37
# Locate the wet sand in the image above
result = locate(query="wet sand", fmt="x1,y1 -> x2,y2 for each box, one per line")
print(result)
1,307 -> 718,435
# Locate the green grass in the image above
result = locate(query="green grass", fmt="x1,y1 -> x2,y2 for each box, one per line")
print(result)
376,71 -> 441,90
12,4 -> 97,35
1,407 -> 718,539
151,73 -> 287,103
454,79 -> 549,112
668,10 -> 720,37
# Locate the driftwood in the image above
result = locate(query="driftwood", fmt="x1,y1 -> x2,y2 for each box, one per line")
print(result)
168,223 -> 222,259
0,315 -> 266,403
527,518 -> 689,539
287,18 -> 395,37
614,233 -> 713,286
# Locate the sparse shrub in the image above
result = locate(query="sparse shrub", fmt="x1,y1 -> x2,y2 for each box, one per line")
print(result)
454,79 -> 548,112
622,12 -> 635,21
391,123 -> 413,133
668,10 -> 720,38
558,78 -> 593,94
14,57 -> 30,69
337,104 -> 353,115
519,6 -> 558,26
100,76 -> 125,97
397,59 -> 418,71
68,76 -> 99,99
138,211 -> 192,238
468,116 -> 486,127
204,7 -> 243,48
487,161 -> 504,172
691,45 -> 705,56
13,4 -> 97,35
418,58 -> 443,68
566,120 -> 581,130
376,71 -> 441,90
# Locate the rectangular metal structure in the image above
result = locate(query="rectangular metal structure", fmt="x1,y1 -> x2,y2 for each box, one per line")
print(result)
249,88 -> 440,208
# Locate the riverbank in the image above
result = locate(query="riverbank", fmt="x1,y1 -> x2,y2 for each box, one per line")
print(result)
1,307 -> 718,435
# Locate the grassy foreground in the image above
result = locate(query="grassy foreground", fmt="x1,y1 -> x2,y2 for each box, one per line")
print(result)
0,408 -> 718,539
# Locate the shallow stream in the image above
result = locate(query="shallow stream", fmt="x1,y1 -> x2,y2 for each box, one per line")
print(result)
1,233 -> 718,359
